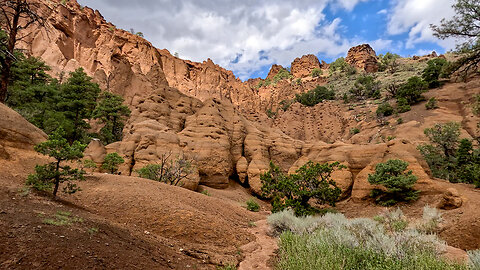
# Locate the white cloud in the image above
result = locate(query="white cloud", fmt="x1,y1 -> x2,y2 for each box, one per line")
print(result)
78,0 -> 375,79
333,0 -> 370,12
377,9 -> 387,15
387,0 -> 457,49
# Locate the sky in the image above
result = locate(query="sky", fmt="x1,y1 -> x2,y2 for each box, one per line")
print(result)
78,0 -> 458,80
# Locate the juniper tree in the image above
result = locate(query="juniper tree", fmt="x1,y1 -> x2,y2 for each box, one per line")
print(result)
27,128 -> 86,197
431,0 -> 480,77
261,161 -> 343,216
368,159 -> 419,206
93,92 -> 130,145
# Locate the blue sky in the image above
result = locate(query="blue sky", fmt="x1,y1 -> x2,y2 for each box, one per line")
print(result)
78,0 -> 458,80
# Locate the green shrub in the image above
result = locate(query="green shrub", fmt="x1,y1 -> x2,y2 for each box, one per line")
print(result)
311,68 -> 322,77
368,159 -> 419,206
261,161 -> 343,216
396,76 -> 428,104
349,75 -> 381,100
422,58 -> 448,88
273,68 -> 292,84
83,159 -> 97,170
396,97 -> 411,113
376,103 -> 395,117
350,127 -> 360,135
378,52 -> 400,73
295,78 -> 302,85
101,153 -> 124,174
266,108 -> 277,118
295,86 -> 335,107
257,78 -> 272,88
43,211 -> 83,226
329,57 -> 356,75
397,118 -> 404,124
417,122 -> 480,185
246,199 -> 260,212
473,94 -> 480,116
426,97 -> 439,110
279,99 -> 294,111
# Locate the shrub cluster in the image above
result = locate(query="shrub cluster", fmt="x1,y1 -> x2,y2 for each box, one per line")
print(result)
349,75 -> 381,100
422,58 -> 448,88
426,97 -> 439,110
329,57 -> 356,75
269,209 -> 465,270
378,52 -> 400,73
261,161 -> 343,216
311,68 -> 322,78
295,86 -> 335,107
376,103 -> 395,117
418,122 -> 480,186
367,159 -> 419,206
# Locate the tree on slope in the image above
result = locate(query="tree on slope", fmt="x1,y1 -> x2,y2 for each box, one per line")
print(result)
431,0 -> 480,77
261,161 -> 343,216
27,128 -> 87,197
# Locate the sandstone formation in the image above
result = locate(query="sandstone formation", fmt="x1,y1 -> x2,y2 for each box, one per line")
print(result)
266,64 -> 286,80
0,104 -> 47,156
17,0 -> 480,203
291,54 -> 322,78
345,44 -> 379,73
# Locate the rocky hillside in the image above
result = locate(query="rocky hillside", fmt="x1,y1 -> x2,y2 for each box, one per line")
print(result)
16,0 -> 479,198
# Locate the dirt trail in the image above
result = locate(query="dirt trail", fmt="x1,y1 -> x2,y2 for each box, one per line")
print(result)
239,219 -> 278,270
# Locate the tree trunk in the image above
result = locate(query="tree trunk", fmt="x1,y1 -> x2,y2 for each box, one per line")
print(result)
53,160 -> 61,197
0,2 -> 21,103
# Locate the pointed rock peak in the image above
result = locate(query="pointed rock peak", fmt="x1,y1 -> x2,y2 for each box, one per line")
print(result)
266,64 -> 286,80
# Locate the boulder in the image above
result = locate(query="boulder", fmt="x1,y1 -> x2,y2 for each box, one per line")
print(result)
437,188 -> 463,210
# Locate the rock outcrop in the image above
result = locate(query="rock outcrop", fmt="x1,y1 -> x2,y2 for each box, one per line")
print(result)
266,64 -> 286,80
0,104 -> 47,154
18,1 -> 480,202
345,44 -> 379,73
291,54 -> 322,78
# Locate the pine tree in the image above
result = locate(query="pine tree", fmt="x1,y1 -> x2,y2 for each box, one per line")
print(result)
58,68 -> 101,143
27,128 -> 87,197
93,92 -> 131,145
102,153 -> 124,174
